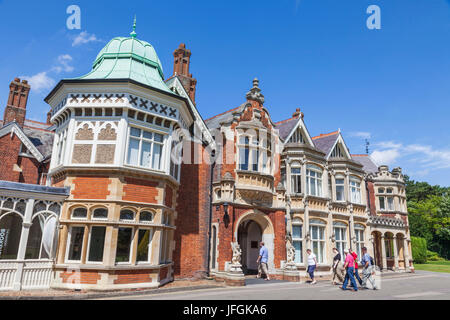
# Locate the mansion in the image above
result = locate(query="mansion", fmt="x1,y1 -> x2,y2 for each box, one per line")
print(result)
0,26 -> 413,291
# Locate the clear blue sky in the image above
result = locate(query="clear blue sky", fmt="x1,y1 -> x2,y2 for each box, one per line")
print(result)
0,0 -> 449,186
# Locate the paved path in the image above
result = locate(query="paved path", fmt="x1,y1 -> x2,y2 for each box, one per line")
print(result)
98,271 -> 450,300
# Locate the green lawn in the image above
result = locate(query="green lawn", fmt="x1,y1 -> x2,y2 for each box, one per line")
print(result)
414,260 -> 450,273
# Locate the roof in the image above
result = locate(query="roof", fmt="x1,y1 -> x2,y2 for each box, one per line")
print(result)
205,103 -> 247,130
0,180 -> 69,196
312,131 -> 339,155
75,36 -> 172,94
275,117 -> 299,140
351,154 -> 378,173
22,126 -> 54,158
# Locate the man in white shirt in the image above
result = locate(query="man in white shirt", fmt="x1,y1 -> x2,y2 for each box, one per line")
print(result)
306,249 -> 317,284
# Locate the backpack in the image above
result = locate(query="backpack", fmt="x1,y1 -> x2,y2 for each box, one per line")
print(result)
370,256 -> 375,266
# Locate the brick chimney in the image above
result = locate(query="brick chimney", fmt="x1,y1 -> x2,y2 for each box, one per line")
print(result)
173,43 -> 197,103
3,78 -> 30,127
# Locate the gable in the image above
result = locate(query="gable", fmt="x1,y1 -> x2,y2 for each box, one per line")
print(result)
327,134 -> 352,160
282,117 -> 315,147
0,122 -> 45,162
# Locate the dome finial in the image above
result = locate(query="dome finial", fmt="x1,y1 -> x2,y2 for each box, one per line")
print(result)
130,15 -> 137,38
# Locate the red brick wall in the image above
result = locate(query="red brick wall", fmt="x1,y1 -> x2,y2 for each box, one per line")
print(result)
0,133 -> 21,181
122,177 -> 158,203
60,269 -> 101,284
159,266 -> 169,280
165,185 -> 173,208
113,269 -> 153,284
71,176 -> 111,199
173,141 -> 211,279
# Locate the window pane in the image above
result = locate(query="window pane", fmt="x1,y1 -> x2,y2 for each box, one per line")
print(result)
152,144 -> 162,170
292,225 -> 302,239
130,127 -> 141,137
120,210 -> 134,220
93,208 -> 108,219
68,227 -> 84,261
239,147 -> 249,170
88,226 -> 106,262
294,240 -> 302,263
143,131 -> 153,139
154,133 -> 163,143
380,197 -> 385,210
72,208 -> 87,218
115,228 -> 132,263
25,216 -> 43,259
311,226 -> 318,240
0,214 -> 22,260
336,185 -> 344,201
127,138 -> 140,165
140,141 -> 152,167
140,211 -> 153,222
137,229 -> 151,262
251,149 -> 259,171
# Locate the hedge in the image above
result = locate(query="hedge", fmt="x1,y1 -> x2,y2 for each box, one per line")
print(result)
411,236 -> 427,264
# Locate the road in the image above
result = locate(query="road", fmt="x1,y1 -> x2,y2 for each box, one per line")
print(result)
98,270 -> 450,300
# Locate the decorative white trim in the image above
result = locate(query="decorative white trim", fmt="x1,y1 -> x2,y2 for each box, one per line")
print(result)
0,123 -> 45,162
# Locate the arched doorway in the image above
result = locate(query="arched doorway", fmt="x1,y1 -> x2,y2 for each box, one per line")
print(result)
371,231 -> 383,268
237,220 -> 262,274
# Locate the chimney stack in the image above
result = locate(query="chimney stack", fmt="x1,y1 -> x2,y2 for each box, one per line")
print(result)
292,108 -> 304,120
173,43 -> 197,103
3,78 -> 30,127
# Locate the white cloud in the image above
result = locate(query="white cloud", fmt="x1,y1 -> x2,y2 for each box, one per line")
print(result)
52,54 -> 74,73
349,131 -> 371,139
20,72 -> 55,93
370,141 -> 450,172
72,31 -> 100,47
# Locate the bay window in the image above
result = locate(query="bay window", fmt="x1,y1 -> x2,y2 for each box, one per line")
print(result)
306,164 -> 323,197
335,176 -> 345,201
238,132 -> 272,174
137,229 -> 153,263
292,219 -> 303,263
349,177 -> 361,204
310,219 -> 326,263
67,226 -> 85,262
333,221 -> 347,261
127,127 -> 164,171
290,165 -> 302,194
115,227 -> 133,263
87,226 -> 106,262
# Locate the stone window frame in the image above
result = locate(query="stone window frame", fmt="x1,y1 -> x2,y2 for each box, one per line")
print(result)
136,228 -> 155,264
70,206 -> 88,220
349,176 -> 362,204
65,225 -> 86,263
91,207 -> 109,221
85,225 -> 107,264
72,121 -> 119,165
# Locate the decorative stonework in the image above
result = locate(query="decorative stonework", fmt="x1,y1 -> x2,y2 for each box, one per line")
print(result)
246,78 -> 265,104
72,145 -> 92,164
95,145 -> 115,164
75,124 -> 94,140
98,124 -> 117,140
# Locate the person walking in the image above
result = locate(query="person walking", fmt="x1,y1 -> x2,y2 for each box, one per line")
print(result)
332,248 -> 344,285
350,249 -> 363,287
361,247 -> 377,290
306,249 -> 317,285
340,249 -> 358,292
256,241 -> 270,281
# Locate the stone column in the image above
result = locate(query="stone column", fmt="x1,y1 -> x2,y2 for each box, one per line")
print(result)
403,237 -> 411,271
380,235 -> 387,270
330,173 -> 336,202
393,236 -> 399,271
344,170 -> 350,202
286,160 -> 292,195
323,165 -> 329,198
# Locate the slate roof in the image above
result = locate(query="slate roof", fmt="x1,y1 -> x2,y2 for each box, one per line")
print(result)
275,117 -> 299,141
0,180 -> 69,196
312,131 -> 339,155
205,103 -> 247,130
351,154 -> 378,173
23,126 -> 54,159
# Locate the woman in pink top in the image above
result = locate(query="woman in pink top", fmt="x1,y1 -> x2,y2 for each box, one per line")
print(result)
340,249 -> 358,291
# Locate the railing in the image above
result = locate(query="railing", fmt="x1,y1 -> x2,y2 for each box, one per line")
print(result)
0,260 -> 53,291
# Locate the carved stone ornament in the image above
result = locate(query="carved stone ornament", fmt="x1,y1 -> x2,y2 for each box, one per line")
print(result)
285,237 -> 297,270
230,242 -> 243,273
246,78 -> 265,105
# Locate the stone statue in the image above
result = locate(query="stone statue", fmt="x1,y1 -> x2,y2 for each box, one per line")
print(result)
285,235 -> 297,270
231,242 -> 242,266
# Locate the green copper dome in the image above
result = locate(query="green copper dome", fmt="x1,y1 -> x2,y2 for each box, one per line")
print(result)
77,29 -> 171,93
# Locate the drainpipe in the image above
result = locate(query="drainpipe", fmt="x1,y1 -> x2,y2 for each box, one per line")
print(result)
206,150 -> 216,277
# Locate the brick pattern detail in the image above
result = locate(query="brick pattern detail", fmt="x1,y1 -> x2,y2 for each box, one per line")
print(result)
122,177 -> 159,203
165,185 -> 173,208
71,176 -> 111,199
113,269 -> 153,284
60,269 -> 101,284
173,141 -> 211,279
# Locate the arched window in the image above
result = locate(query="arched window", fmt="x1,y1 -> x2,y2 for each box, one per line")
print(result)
333,221 -> 347,261
309,219 -> 326,263
306,164 -> 323,197
0,213 -> 22,260
354,224 -> 365,258
92,208 -> 108,219
120,209 -> 135,221
25,215 -> 44,259
292,218 -> 303,263
140,211 -> 153,223
72,207 -> 87,219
